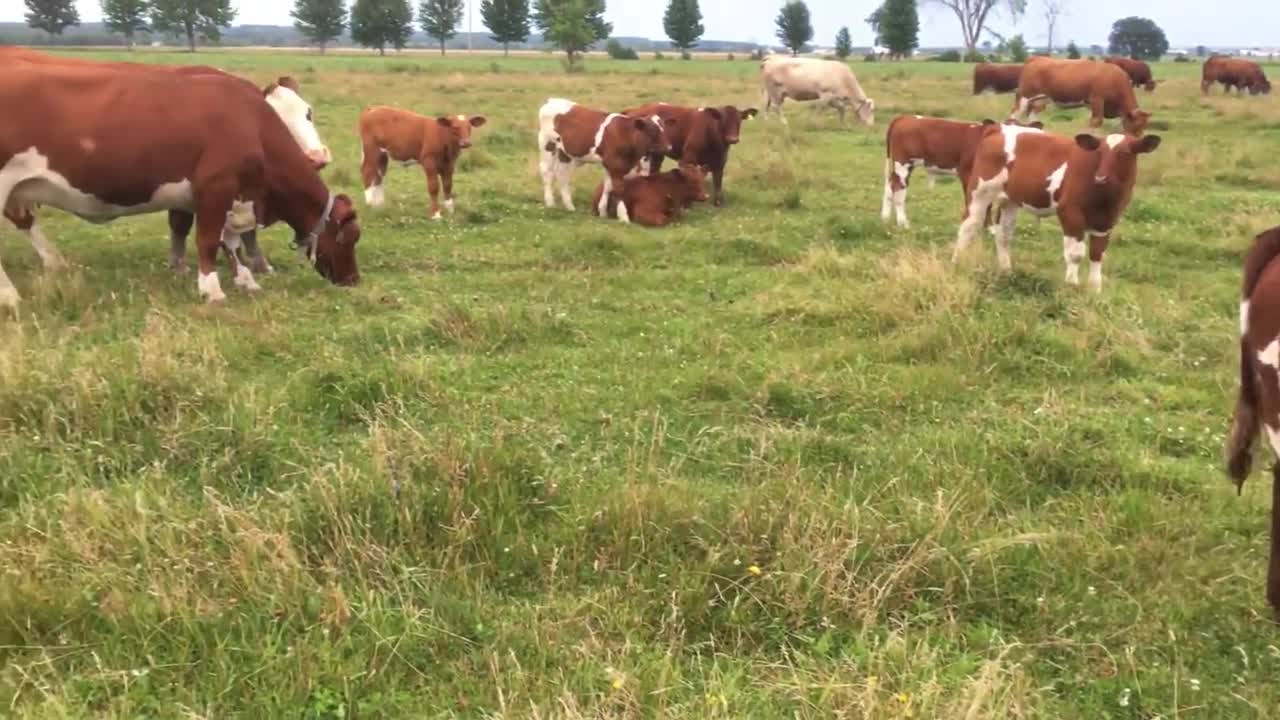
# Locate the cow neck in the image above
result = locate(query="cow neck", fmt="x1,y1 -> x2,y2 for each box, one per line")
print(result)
265,132 -> 332,246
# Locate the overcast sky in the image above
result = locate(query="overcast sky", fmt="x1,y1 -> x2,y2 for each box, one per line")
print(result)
2,0 -> 1276,49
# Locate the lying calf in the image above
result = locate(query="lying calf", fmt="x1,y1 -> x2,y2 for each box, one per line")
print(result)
590,166 -> 709,226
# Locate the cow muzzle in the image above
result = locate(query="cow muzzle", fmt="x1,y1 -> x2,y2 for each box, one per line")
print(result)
460,139 -> 472,149
1093,175 -> 1110,186
307,147 -> 332,170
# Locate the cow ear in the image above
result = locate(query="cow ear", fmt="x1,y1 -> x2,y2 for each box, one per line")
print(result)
634,117 -> 650,132
332,195 -> 358,227
1074,134 -> 1102,151
437,117 -> 454,128
469,115 -> 487,128
741,108 -> 758,119
981,118 -> 997,126
277,76 -> 301,93
703,107 -> 723,121
1136,135 -> 1162,154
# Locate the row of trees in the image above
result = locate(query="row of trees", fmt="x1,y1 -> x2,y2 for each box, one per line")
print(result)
24,0 -> 237,50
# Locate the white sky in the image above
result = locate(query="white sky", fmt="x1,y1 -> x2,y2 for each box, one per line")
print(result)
2,0 -> 1277,48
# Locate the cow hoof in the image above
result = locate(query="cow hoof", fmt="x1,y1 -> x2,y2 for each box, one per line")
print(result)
431,212 -> 443,221
250,259 -> 274,275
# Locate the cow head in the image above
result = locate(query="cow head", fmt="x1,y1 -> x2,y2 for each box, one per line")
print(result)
855,98 -> 876,126
263,80 -> 332,170
436,114 -> 487,150
711,106 -> 757,145
671,165 -> 710,204
1121,109 -> 1152,135
312,194 -> 361,286
1143,79 -> 1158,92
1075,133 -> 1162,189
632,116 -> 671,157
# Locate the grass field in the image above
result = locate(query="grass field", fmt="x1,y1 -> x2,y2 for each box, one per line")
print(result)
3,50 -> 1280,718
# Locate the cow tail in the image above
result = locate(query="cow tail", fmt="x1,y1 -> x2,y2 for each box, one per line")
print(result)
1227,228 -> 1280,488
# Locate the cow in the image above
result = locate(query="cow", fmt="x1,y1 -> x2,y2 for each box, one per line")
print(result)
1203,56 -> 1272,95
589,166 -> 709,226
357,106 -> 486,220
1104,57 -> 1157,92
760,56 -> 876,126
1012,57 -> 1152,135
0,46 -> 333,276
538,98 -> 670,223
953,123 -> 1160,292
1225,226 -> 1280,623
622,102 -> 757,206
0,63 -> 360,308
880,115 -> 1042,228
973,63 -> 1024,95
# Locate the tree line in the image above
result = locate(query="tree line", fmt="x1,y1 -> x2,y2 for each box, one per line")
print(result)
18,0 -> 1174,63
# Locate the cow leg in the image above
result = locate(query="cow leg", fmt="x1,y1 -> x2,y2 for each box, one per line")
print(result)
710,160 -> 726,207
8,209 -> 65,271
1088,97 -> 1106,128
441,163 -> 456,216
168,211 -> 194,272
539,149 -> 558,208
603,171 -> 630,224
194,212 -> 228,303
1062,234 -> 1087,285
223,230 -> 260,293
1087,232 -> 1110,292
883,161 -> 911,228
362,144 -> 388,207
954,174 -> 1002,261
239,230 -> 273,275
424,161 -> 443,220
994,204 -> 1018,271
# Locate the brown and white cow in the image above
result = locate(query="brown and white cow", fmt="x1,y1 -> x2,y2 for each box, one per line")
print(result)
953,123 -> 1160,291
881,115 -> 1042,228
973,63 -> 1024,95
538,98 -> 669,223
1203,56 -> 1272,95
622,102 -> 756,206
0,63 -> 359,307
358,106 -> 486,220
1104,57 -> 1157,92
0,46 -> 333,275
1225,226 -> 1280,622
1013,57 -> 1152,135
590,165 -> 709,226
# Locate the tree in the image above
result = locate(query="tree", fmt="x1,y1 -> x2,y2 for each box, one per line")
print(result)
865,6 -> 882,45
1006,33 -> 1027,61
101,0 -> 149,47
834,26 -> 852,59
1108,16 -> 1168,60
480,0 -> 529,55
774,1 -> 812,56
879,0 -> 918,59
663,0 -> 703,57
534,0 -> 611,64
150,0 -> 236,51
419,0 -> 463,54
292,0 -> 346,52
24,0 -> 79,36
1066,39 -> 1080,59
350,0 -> 414,55
1041,0 -> 1065,54
1195,45 -> 1206,58
926,0 -> 1025,53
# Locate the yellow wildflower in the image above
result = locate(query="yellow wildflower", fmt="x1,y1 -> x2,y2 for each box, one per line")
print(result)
747,565 -> 762,576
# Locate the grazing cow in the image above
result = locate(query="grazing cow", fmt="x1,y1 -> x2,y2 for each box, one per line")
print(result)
0,46 -> 333,275
881,115 -> 1043,228
358,106 -> 487,220
622,102 -> 757,206
760,56 -> 876,126
973,63 -> 1024,95
1226,226 -> 1280,622
589,166 -> 709,226
538,98 -> 669,223
1013,57 -> 1152,135
953,124 -> 1160,291
1104,57 -> 1157,92
1203,56 -> 1272,95
0,63 -> 360,307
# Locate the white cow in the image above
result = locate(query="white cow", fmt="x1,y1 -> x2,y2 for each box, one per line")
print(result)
760,56 -> 876,126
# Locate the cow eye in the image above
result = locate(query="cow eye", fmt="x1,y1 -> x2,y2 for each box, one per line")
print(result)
306,109 -> 314,123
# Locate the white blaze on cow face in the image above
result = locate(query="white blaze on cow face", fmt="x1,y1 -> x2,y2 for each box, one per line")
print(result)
264,85 -> 331,168
1105,134 -> 1126,149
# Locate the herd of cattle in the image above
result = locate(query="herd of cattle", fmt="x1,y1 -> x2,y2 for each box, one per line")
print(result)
5,45 -> 1280,619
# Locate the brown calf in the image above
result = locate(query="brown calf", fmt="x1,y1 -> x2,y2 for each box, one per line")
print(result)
358,106 -> 486,220
1013,57 -> 1151,135
538,98 -> 670,223
954,124 -> 1160,291
0,63 -> 359,307
1226,226 -> 1280,622
1203,56 -> 1272,95
1104,57 -> 1157,92
881,115 -> 1042,228
589,166 -> 709,226
622,102 -> 757,206
973,63 -> 1023,95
